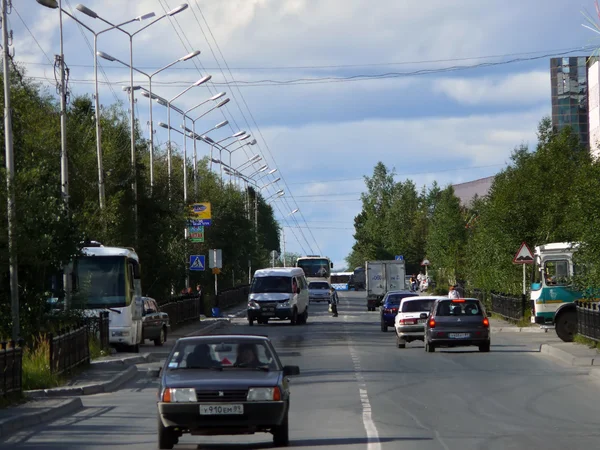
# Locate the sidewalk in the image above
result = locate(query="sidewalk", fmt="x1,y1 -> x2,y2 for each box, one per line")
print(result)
0,303 -> 247,439
489,316 -> 549,333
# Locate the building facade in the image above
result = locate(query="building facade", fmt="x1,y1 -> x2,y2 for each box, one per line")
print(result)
550,56 -> 590,148
589,60 -> 600,158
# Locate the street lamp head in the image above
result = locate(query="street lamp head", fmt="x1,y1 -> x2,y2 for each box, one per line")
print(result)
36,0 -> 59,9
182,125 -> 193,133
239,134 -> 250,141
203,136 -> 216,144
210,92 -> 226,101
211,158 -> 221,164
181,50 -> 200,61
291,208 -> 299,214
277,190 -> 284,196
250,139 -> 257,145
215,120 -> 229,129
158,122 -> 169,129
136,12 -> 156,21
156,98 -> 168,107
123,85 -> 141,91
75,4 -> 97,18
194,75 -> 212,86
273,177 -> 281,183
268,169 -> 277,175
233,131 -> 246,137
97,51 -> 116,62
217,98 -> 230,108
250,154 -> 261,162
168,3 -> 189,15
258,165 -> 268,172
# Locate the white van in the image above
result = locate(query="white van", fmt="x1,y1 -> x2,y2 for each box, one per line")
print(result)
247,267 -> 309,326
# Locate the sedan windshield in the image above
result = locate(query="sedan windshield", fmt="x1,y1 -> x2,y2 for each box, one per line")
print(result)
250,276 -> 292,294
309,282 -> 329,290
386,293 -> 414,306
167,339 -> 280,371
401,299 -> 435,313
436,300 -> 483,316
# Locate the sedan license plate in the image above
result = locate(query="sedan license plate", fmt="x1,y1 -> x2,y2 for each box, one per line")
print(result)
418,319 -> 426,324
448,333 -> 470,339
199,404 -> 244,415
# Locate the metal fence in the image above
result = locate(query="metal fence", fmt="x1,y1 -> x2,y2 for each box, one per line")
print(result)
576,301 -> 600,342
490,293 -> 527,321
48,325 -> 90,375
0,340 -> 23,398
159,294 -> 203,329
84,311 -> 109,350
216,285 -> 250,309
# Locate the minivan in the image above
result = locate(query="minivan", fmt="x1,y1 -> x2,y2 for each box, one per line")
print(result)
247,267 -> 309,325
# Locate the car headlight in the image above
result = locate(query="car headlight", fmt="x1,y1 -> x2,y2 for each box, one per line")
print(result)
276,301 -> 290,308
247,387 -> 281,401
162,388 -> 197,403
248,300 -> 260,309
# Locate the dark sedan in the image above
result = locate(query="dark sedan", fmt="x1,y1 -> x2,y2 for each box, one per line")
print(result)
380,290 -> 415,332
156,335 -> 300,449
424,298 -> 491,352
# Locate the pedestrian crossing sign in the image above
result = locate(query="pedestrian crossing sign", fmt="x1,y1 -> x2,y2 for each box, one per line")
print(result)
190,255 -> 205,271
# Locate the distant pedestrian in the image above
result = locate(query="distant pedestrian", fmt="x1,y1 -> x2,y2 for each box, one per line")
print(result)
448,285 -> 460,299
329,287 -> 339,317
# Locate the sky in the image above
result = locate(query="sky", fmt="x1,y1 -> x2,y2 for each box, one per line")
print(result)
9,0 -> 599,270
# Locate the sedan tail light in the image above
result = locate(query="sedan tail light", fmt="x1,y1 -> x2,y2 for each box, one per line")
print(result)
384,308 -> 397,314
483,317 -> 489,327
428,318 -> 436,328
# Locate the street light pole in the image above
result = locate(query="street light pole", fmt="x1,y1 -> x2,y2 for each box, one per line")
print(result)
3,0 -> 18,339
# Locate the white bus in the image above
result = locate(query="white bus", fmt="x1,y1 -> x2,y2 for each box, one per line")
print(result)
296,255 -> 333,285
331,272 -> 353,291
72,243 -> 144,352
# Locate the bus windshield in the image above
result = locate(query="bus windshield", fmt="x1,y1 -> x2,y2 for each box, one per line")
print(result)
331,274 -> 351,284
297,259 -> 330,278
74,256 -> 128,308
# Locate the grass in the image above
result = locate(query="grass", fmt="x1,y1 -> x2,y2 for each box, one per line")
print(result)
490,312 -> 532,328
21,335 -> 63,391
89,335 -> 110,360
574,334 -> 600,351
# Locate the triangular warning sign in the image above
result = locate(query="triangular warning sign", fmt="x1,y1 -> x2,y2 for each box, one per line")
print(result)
191,257 -> 204,269
221,357 -> 231,365
513,242 -> 534,264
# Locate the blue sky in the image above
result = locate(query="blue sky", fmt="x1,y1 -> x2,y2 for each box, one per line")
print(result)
11,0 -> 598,270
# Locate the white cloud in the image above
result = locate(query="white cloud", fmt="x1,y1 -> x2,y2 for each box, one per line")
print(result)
433,71 -> 550,106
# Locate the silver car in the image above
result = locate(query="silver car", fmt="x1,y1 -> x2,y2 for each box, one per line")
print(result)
394,296 -> 447,348
308,281 -> 331,303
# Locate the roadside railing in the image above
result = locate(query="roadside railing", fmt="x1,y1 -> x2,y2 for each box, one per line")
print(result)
490,293 -> 527,321
576,301 -> 600,342
159,294 -> 202,329
0,340 -> 23,398
48,325 -> 90,375
84,311 -> 109,350
216,285 -> 250,309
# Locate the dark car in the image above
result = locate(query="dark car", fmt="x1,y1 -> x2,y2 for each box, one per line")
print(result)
424,298 -> 491,353
142,297 -> 170,346
380,290 -> 415,332
156,334 -> 300,449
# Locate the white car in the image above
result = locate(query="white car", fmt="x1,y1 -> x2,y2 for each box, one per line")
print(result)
394,296 -> 448,348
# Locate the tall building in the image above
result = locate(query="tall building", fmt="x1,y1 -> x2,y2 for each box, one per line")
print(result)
550,56 -> 591,148
589,60 -> 600,158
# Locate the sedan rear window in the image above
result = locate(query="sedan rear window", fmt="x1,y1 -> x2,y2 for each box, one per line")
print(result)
401,299 -> 435,313
386,294 -> 414,305
436,300 -> 483,316
309,282 -> 330,290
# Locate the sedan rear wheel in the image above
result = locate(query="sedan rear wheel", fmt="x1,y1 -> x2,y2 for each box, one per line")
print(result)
396,335 -> 406,349
479,341 -> 491,352
154,327 -> 166,346
425,341 -> 435,353
380,319 -> 388,332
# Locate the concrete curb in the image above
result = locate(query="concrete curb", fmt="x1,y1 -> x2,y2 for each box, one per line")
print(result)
91,353 -> 154,366
539,343 -> 598,366
491,326 -> 548,333
24,365 -> 139,399
0,397 -> 83,438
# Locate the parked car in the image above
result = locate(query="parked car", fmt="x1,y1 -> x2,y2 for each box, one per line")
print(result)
424,297 -> 491,353
308,281 -> 331,303
394,295 -> 446,348
156,334 -> 300,449
380,290 -> 415,332
142,297 -> 170,346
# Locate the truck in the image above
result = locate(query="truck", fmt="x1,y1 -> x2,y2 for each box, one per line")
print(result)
530,242 -> 583,342
366,259 -> 407,311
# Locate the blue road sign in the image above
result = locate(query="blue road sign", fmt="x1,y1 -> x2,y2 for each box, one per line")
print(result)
189,255 -> 205,271
395,255 -> 404,261
189,219 -> 211,227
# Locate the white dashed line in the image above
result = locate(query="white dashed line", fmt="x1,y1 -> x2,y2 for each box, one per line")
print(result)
343,299 -> 382,450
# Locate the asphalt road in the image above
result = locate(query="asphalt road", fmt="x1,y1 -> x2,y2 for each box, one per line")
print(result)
3,291 -> 600,449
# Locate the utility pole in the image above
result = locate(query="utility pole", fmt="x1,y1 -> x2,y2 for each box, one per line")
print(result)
57,0 -> 71,310
2,0 -> 19,340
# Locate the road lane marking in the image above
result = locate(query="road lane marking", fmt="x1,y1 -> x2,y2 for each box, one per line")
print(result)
343,298 -> 382,450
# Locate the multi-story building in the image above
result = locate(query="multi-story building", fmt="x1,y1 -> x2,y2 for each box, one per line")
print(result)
550,56 -> 591,148
588,60 -> 600,158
